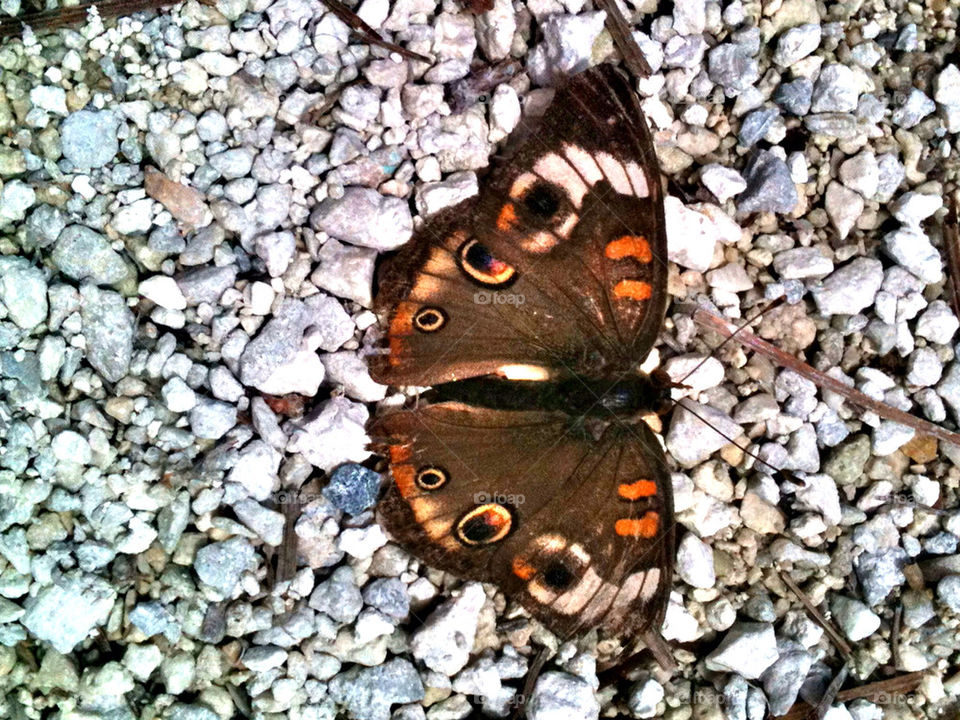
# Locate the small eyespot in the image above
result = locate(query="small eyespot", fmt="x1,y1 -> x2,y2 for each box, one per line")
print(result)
522,183 -> 562,218
455,503 -> 513,546
457,239 -> 517,287
413,307 -> 447,332
415,466 -> 448,490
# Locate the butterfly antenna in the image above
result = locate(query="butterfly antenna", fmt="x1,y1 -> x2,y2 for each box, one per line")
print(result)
675,296 -> 786,388
674,398 -> 781,475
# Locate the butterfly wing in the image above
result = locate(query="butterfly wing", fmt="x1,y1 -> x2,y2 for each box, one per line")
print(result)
369,64 -> 667,386
371,404 -> 674,639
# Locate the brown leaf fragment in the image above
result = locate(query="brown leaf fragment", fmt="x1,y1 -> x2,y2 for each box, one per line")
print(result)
144,167 -> 209,228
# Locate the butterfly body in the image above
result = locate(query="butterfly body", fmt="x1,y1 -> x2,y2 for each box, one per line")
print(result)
368,65 -> 675,643
431,375 -> 668,419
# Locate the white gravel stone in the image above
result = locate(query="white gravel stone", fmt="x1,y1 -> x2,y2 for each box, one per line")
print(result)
140,275 -> 187,310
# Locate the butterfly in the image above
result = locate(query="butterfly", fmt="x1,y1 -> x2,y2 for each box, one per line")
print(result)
367,64 -> 676,646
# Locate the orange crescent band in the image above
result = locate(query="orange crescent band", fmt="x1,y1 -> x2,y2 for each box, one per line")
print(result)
605,235 -> 652,263
615,512 -> 660,538
612,279 -> 653,301
618,479 -> 657,500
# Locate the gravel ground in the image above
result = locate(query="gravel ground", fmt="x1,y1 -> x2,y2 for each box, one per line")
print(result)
0,0 -> 959,718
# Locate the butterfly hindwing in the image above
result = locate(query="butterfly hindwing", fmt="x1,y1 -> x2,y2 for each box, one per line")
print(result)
369,65 -> 667,387
371,403 -> 674,638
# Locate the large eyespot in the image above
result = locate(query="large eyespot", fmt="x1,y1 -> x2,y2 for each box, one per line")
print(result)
457,239 -> 517,287
543,559 -> 576,590
415,466 -> 448,490
521,182 -> 562,219
413,307 -> 446,332
455,503 -> 513,545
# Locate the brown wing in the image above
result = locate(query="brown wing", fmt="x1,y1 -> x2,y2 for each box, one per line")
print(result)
369,64 -> 667,387
371,405 -> 674,639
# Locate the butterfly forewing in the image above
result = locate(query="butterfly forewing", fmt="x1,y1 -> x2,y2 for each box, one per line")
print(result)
369,65 -> 667,387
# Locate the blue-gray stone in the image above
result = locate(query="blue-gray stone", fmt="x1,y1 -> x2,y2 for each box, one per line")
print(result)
362,577 -> 410,619
774,78 -> 813,116
739,107 -> 780,146
737,150 -> 799,214
323,463 -> 382,515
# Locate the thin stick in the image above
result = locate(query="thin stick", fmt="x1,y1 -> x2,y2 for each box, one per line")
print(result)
317,0 -> 431,63
812,663 -> 848,720
0,0 -> 176,37
944,190 -> 960,322
693,307 -> 960,448
594,0 -> 652,79
776,671 -> 926,720
777,570 -> 853,662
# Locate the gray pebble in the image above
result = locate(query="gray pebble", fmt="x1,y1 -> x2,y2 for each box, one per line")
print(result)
892,88 -> 935,128
811,257 -> 883,316
53,225 -> 134,287
708,44 -> 759,92
80,284 -> 134,382
773,23 -> 821,66
61,110 -> 121,169
855,547 -> 906,605
0,256 -> 48,329
309,566 -> 363,623
328,658 -> 424,720
195,536 -> 256,596
209,147 -> 255,179
175,265 -> 238,306
762,642 -> 813,716
705,622 -> 778,679
188,398 -> 237,440
811,64 -> 860,113
774,77 -> 813,116
310,238 -> 377,307
22,571 -> 116,653
526,671 -> 599,720
830,595 -> 880,640
362,577 -> 410,619
311,187 -> 412,251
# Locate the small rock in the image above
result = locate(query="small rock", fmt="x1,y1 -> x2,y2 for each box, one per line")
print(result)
705,622 -> 779,679
80,285 -> 135,382
323,463 -> 382,516
824,181 -> 863,240
22,572 -> 117,653
830,595 -> 880,640
328,658 -> 424,720
311,187 -> 412,251
188,399 -> 237,440
411,582 -> 486,675
0,256 -> 47,329
737,150 -> 798,214
811,64 -> 860,113
194,537 -> 256,596
708,44 -> 760,92
773,23 -> 821,66
676,533 -> 716,588
526,671 -> 600,720
811,258 -> 883,316
892,88 -> 936,128
53,225 -> 133,287
882,226 -> 942,284
61,110 -> 121,169
700,164 -> 747,203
